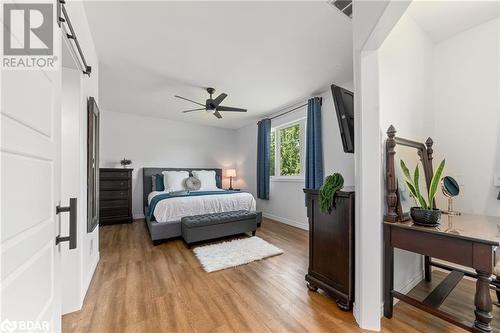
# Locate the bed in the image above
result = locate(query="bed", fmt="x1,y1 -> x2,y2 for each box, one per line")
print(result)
142,167 -> 257,244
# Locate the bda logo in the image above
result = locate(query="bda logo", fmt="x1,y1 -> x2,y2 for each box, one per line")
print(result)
0,319 -> 16,333
3,3 -> 53,55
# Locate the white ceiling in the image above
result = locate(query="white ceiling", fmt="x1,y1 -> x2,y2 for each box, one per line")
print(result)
407,0 -> 500,43
83,1 -> 353,129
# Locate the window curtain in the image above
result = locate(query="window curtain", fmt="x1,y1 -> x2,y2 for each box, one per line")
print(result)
305,97 -> 324,190
257,118 -> 271,200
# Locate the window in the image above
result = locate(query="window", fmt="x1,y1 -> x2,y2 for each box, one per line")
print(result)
270,119 -> 306,179
270,130 -> 276,176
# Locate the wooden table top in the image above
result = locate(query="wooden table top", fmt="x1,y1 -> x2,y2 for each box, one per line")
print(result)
384,213 -> 500,246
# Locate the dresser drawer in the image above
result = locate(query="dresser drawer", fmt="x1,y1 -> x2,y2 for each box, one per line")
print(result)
100,179 -> 129,190
99,168 -> 133,225
100,216 -> 132,225
100,190 -> 128,200
100,207 -> 129,218
100,170 -> 131,179
100,199 -> 128,209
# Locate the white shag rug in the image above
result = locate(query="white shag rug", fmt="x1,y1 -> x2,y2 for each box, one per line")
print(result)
193,236 -> 284,272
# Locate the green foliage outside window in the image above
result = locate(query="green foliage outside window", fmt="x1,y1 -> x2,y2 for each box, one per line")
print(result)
270,130 -> 275,176
269,123 -> 302,177
279,124 -> 301,176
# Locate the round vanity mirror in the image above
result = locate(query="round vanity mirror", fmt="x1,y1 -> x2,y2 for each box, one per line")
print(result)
442,176 -> 460,197
441,176 -> 460,216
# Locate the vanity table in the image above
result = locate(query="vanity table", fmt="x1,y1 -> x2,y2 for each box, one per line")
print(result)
384,214 -> 499,332
383,125 -> 499,332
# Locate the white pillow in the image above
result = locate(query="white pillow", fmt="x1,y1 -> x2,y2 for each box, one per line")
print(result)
162,171 -> 189,192
192,170 -> 218,190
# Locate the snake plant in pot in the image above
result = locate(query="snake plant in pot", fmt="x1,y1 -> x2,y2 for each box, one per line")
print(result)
400,159 -> 446,226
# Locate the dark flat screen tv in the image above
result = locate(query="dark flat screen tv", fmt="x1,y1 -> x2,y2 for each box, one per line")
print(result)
331,84 -> 354,153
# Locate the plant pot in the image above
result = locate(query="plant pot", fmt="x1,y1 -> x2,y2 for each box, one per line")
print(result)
410,207 -> 441,226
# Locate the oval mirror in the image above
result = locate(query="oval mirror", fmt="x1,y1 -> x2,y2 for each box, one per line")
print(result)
442,176 -> 460,197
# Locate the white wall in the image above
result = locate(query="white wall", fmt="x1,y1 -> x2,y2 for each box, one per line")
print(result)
431,17 -> 500,217
235,83 -> 355,230
380,14 -> 500,220
378,13 -> 435,295
352,0 -> 414,329
60,2 -> 100,314
61,68 -> 82,314
100,111 -> 237,217
235,123 -> 257,195
379,15 -> 434,139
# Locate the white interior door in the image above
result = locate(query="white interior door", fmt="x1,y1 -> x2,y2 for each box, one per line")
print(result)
1,54 -> 63,333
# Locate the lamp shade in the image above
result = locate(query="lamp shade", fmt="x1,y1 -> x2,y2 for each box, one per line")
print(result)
226,169 -> 236,177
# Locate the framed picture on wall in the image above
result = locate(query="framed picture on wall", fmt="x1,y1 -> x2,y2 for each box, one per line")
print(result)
87,97 -> 100,232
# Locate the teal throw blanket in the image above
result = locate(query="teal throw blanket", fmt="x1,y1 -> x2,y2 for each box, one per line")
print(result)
147,190 -> 241,221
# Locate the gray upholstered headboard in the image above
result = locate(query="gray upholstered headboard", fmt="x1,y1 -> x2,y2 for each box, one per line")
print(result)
142,167 -> 223,212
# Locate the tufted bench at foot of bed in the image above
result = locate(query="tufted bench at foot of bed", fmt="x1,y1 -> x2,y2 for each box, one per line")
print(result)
181,210 -> 261,247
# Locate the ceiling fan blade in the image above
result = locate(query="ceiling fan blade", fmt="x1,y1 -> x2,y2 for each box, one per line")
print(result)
216,105 -> 247,112
174,95 -> 205,107
212,93 -> 227,107
182,108 -> 206,113
213,110 -> 223,119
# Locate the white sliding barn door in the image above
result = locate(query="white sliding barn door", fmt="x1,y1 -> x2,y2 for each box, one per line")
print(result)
1,55 -> 63,333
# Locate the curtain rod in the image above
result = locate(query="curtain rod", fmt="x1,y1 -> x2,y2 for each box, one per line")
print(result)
257,97 -> 322,124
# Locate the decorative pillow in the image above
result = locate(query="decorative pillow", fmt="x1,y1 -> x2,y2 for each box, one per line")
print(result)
151,175 -> 156,191
151,174 -> 165,192
184,176 -> 201,191
162,171 -> 189,192
192,170 -> 218,190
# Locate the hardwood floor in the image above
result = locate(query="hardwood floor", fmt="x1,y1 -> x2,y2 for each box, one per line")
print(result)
62,219 -> 499,332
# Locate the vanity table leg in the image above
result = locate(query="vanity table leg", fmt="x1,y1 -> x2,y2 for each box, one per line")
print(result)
474,270 -> 493,332
384,225 -> 394,318
424,256 -> 432,282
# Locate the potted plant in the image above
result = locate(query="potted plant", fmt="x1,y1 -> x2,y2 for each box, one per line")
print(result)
400,159 -> 445,226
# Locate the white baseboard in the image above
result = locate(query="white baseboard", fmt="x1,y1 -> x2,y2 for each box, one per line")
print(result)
65,251 -> 100,316
354,302 -> 382,331
380,269 -> 424,315
133,213 -> 145,219
82,252 -> 100,303
398,270 -> 424,294
262,212 -> 309,230
353,302 -> 360,326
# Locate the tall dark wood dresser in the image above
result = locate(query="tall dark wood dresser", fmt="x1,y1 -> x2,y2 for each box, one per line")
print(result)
99,168 -> 133,225
303,187 -> 355,311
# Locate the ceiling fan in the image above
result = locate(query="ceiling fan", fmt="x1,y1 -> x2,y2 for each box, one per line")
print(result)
175,88 -> 247,119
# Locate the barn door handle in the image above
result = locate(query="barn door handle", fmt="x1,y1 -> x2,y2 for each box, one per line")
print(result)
56,198 -> 77,249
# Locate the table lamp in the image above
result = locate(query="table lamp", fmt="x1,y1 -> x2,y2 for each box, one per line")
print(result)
226,169 -> 236,190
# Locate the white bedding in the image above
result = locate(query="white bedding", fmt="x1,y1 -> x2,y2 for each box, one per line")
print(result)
149,191 -> 257,223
